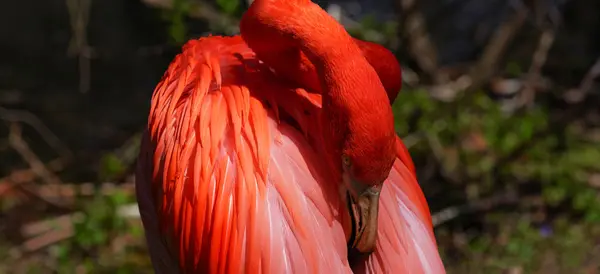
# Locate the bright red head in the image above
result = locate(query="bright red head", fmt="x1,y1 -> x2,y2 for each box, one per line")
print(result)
342,105 -> 397,186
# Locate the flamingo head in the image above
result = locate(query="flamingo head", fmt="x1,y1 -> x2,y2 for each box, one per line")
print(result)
339,104 -> 397,256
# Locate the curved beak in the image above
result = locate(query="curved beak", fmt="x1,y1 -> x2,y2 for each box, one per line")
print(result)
344,174 -> 382,255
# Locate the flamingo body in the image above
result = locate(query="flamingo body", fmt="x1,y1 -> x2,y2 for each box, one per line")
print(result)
136,3 -> 446,273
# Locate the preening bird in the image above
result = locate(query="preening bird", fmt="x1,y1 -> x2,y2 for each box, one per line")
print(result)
135,0 -> 446,273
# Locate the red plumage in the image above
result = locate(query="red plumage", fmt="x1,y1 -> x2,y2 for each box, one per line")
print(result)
136,1 -> 446,273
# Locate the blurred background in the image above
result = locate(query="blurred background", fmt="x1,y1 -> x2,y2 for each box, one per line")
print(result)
1,0 -> 599,273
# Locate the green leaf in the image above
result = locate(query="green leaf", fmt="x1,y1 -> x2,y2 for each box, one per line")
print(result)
99,153 -> 126,180
543,185 -> 567,205
216,0 -> 240,15
505,61 -> 523,77
573,191 -> 595,211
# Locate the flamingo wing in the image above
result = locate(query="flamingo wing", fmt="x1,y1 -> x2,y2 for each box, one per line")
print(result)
136,36 -> 352,274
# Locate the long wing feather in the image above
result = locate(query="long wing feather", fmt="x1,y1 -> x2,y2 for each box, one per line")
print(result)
136,36 -> 352,274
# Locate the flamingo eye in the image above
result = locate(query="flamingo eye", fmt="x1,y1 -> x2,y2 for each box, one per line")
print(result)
341,154 -> 351,168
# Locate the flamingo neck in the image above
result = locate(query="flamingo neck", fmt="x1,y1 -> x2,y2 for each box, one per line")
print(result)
240,0 -> 393,177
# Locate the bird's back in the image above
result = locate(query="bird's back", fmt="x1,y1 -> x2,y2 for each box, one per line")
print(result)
136,35 -> 354,274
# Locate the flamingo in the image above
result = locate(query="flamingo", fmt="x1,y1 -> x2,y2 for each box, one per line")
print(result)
135,0 -> 446,273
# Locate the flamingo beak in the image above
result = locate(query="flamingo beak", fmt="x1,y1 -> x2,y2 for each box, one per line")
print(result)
344,173 -> 381,256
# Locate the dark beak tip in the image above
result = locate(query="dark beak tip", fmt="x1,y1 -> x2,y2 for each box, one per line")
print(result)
347,184 -> 382,255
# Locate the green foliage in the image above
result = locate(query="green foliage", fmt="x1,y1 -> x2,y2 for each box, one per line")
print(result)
505,61 -> 524,77
442,217 -> 599,273
50,190 -> 150,272
216,0 -> 240,16
0,187 -> 151,273
393,88 -> 600,271
53,192 -> 146,273
347,14 -> 398,46
98,153 -> 126,181
163,0 -> 192,44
